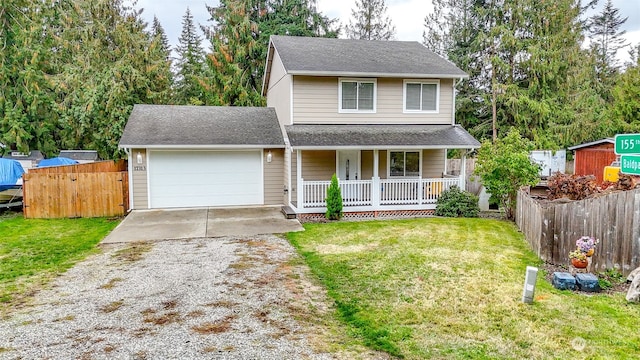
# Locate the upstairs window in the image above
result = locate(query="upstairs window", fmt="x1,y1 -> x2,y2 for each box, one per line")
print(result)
339,79 -> 376,112
404,80 -> 439,113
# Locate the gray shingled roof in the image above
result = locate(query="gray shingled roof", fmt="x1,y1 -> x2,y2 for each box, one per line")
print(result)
285,124 -> 480,149
270,35 -> 467,78
119,105 -> 285,147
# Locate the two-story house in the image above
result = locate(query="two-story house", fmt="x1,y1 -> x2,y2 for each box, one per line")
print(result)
263,36 -> 479,217
119,36 -> 479,216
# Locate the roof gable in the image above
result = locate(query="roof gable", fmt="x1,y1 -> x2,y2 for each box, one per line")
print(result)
265,36 -> 467,84
119,105 -> 285,148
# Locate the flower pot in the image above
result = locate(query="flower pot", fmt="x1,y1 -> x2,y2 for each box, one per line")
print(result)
586,249 -> 594,257
571,258 -> 588,268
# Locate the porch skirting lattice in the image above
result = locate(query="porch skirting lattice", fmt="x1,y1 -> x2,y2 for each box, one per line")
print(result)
297,209 -> 435,222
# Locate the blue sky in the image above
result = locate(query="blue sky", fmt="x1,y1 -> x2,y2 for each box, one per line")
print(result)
134,0 -> 640,63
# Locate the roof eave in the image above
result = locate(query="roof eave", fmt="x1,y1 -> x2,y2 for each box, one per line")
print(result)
287,70 -> 469,79
119,144 -> 286,149
567,138 -> 615,151
290,144 -> 480,150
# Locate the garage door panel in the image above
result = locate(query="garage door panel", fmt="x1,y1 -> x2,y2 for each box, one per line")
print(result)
148,151 -> 263,208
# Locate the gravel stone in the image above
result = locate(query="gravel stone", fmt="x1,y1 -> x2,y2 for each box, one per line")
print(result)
0,235 -> 336,359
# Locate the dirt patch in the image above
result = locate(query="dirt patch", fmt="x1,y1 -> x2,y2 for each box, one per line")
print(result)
112,242 -> 153,262
191,315 -> 236,334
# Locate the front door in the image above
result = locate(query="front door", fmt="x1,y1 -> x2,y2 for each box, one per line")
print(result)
337,150 -> 360,181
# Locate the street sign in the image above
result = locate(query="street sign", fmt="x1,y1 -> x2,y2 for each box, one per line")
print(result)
620,154 -> 640,175
615,134 -> 640,155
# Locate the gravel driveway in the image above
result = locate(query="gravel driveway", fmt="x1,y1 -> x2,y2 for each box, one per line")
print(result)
0,235 -> 372,359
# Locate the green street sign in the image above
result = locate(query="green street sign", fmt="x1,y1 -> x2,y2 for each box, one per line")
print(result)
615,134 -> 640,155
620,155 -> 640,175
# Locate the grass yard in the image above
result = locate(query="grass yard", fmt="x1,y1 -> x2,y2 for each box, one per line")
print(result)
0,212 -> 119,308
289,218 -> 640,359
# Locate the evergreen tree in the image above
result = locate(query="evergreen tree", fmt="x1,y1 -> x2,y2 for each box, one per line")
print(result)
0,0 -> 59,154
423,0 -> 489,140
325,174 -> 343,220
174,7 -> 206,105
423,0 -> 598,149
588,0 -> 628,77
152,16 -> 172,62
54,0 -> 173,158
345,0 -> 396,40
201,0 -> 338,106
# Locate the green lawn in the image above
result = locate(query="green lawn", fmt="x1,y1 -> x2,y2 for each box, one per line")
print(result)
288,218 -> 640,359
0,212 -> 119,307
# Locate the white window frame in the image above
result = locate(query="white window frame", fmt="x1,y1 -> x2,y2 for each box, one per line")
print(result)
387,150 -> 422,178
338,78 -> 377,113
403,79 -> 440,113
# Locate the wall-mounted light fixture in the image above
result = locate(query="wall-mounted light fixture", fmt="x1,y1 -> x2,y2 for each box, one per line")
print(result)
136,152 -> 143,164
267,151 -> 272,163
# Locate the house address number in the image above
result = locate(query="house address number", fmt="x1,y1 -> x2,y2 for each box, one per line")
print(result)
134,166 -> 146,171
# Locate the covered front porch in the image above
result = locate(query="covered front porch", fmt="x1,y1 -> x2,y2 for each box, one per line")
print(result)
285,124 -> 480,214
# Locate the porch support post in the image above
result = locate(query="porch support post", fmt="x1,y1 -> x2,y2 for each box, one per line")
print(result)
297,150 -> 303,208
373,149 -> 380,207
460,151 -> 467,191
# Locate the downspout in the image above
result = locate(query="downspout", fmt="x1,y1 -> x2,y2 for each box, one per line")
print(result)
124,148 -> 134,212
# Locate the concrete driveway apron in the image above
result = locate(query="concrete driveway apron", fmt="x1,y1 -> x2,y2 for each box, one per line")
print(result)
102,206 -> 303,243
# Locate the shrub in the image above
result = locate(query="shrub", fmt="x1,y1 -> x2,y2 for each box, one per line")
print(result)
325,174 -> 343,220
435,185 -> 480,218
473,127 -> 540,220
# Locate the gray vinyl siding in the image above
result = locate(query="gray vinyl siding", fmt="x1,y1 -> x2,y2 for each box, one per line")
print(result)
292,76 -> 453,124
264,148 -> 284,205
132,148 -> 149,209
266,50 -> 292,128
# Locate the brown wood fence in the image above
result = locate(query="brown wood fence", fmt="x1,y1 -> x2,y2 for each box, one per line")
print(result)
515,188 -> 640,276
23,160 -> 129,218
446,158 -> 482,195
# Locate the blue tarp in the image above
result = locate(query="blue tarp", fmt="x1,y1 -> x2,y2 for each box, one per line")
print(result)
0,158 -> 25,191
37,157 -> 78,168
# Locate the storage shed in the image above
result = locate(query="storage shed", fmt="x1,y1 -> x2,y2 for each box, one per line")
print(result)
567,138 -> 617,183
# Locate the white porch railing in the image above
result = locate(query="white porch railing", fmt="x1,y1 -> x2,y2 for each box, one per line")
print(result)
302,180 -> 373,207
300,177 -> 460,209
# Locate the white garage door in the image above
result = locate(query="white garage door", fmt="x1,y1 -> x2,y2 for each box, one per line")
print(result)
148,150 -> 263,208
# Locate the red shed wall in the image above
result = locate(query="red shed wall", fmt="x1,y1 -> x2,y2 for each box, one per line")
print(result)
573,143 -> 616,183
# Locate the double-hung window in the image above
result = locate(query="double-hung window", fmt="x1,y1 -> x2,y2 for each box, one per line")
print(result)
404,80 -> 439,113
389,151 -> 421,177
339,79 -> 376,112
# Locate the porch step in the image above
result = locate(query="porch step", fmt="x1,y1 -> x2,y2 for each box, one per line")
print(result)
281,205 -> 297,219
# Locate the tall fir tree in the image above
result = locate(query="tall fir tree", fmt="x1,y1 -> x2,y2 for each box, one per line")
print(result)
0,0 -> 59,154
423,0 -> 603,149
152,16 -> 172,62
587,0 -> 628,98
423,0 -> 489,140
201,0 -> 338,106
54,0 -> 173,158
174,7 -> 206,105
345,0 -> 396,40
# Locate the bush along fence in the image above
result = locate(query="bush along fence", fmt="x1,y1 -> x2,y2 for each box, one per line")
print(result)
515,188 -> 640,276
23,160 -> 128,219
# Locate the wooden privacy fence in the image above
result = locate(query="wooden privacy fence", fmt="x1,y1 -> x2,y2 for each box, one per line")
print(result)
446,158 -> 482,195
515,188 -> 640,276
23,160 -> 129,219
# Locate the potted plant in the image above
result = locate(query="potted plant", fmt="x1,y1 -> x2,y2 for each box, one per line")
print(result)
576,236 -> 599,257
569,249 -> 588,268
